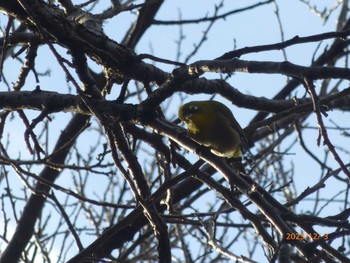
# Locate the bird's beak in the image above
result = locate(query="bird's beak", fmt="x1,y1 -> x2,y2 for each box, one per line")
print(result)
174,118 -> 182,124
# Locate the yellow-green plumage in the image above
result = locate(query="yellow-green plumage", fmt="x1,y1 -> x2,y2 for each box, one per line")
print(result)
178,100 -> 243,158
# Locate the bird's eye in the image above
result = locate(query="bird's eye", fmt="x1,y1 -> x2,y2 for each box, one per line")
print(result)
188,105 -> 198,112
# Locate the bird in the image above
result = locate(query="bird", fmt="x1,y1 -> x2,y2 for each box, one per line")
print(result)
178,100 -> 246,159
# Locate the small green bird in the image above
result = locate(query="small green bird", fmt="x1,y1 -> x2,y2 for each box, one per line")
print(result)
178,100 -> 245,159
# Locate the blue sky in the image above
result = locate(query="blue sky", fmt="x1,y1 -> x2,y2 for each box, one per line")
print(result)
0,1 -> 348,262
